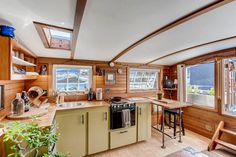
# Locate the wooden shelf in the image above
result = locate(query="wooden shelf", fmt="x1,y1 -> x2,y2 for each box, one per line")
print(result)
12,56 -> 36,66
11,74 -> 38,80
12,39 -> 37,58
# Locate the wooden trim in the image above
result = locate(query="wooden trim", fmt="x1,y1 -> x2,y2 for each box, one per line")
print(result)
33,21 -> 73,32
110,0 -> 233,62
147,36 -> 236,65
178,48 -> 236,66
71,0 -> 87,59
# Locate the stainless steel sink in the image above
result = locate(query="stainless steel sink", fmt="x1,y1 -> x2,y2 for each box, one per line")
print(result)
57,102 -> 83,108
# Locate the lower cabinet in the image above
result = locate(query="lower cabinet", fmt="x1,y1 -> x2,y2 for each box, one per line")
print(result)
88,107 -> 109,155
110,126 -> 137,149
56,107 -> 109,157
56,109 -> 87,157
137,102 -> 151,142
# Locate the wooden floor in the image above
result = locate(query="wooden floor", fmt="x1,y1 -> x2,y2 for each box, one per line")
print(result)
88,128 -> 235,157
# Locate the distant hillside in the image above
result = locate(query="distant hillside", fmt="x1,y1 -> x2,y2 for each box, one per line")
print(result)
188,63 -> 214,86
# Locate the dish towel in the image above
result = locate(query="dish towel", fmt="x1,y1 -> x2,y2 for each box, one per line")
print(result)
122,109 -> 131,128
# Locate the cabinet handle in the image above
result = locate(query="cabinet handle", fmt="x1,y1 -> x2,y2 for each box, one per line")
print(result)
139,108 -> 142,115
104,112 -> 108,121
120,130 -> 128,134
81,115 -> 85,124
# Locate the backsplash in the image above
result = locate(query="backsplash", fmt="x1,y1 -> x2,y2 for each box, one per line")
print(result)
0,81 -> 25,120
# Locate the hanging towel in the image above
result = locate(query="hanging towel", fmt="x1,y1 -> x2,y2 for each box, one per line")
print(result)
122,109 -> 131,128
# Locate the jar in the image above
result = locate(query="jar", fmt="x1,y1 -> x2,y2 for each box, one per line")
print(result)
12,93 -> 25,116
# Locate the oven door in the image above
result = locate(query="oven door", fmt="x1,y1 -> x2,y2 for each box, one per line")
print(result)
110,108 -> 135,130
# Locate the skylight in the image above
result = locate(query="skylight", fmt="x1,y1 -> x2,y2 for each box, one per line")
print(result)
34,21 -> 73,50
50,29 -> 71,40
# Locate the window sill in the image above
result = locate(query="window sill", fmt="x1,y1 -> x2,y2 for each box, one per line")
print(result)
189,103 -> 217,113
221,112 -> 236,119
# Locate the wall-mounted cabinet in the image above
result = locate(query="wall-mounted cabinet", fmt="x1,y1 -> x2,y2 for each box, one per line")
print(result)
0,36 -> 38,80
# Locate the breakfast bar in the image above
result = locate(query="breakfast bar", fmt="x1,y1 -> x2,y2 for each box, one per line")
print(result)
147,97 -> 191,148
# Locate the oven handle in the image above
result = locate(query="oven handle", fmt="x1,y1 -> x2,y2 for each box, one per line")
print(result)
120,130 -> 128,134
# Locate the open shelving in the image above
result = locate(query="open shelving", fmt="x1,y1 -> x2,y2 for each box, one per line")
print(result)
0,36 -> 38,80
12,56 -> 36,67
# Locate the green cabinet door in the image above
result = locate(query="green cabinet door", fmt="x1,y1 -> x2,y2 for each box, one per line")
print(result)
88,107 -> 109,155
137,103 -> 151,141
56,109 -> 87,157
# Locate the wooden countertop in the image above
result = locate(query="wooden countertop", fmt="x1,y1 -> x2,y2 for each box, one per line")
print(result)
1,106 -> 56,128
56,101 -> 110,111
146,97 -> 192,109
128,97 -> 152,103
0,101 -> 110,137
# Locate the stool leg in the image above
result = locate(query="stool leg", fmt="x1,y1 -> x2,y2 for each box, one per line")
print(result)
174,114 -> 177,137
181,112 -> 185,136
168,113 -> 171,129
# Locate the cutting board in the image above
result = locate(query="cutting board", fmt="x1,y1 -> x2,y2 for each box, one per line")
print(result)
7,107 -> 48,120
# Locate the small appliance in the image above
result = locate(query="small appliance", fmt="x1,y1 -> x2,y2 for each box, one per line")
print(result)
96,88 -> 103,100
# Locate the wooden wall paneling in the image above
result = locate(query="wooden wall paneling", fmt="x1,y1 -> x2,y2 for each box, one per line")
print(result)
0,36 -> 11,80
0,81 -> 25,120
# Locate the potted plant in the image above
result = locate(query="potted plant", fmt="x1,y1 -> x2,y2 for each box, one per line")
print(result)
3,119 -> 68,157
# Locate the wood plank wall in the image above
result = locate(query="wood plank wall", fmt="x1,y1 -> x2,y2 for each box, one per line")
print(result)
0,81 -> 25,120
168,48 -> 236,144
30,58 -> 164,101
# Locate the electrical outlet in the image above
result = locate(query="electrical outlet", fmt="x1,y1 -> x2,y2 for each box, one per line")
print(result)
205,124 -> 212,131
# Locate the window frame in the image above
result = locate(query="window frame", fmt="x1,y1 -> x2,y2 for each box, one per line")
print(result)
221,58 -> 236,117
128,68 -> 159,92
53,64 -> 92,93
185,61 -> 217,111
34,21 -> 73,50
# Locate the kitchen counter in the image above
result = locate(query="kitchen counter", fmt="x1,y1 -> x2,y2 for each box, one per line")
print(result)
56,101 -> 110,111
128,97 -> 152,103
1,105 -> 56,129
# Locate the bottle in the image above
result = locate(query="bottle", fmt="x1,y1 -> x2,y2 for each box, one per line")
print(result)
12,93 -> 25,116
21,91 -> 30,112
88,88 -> 94,101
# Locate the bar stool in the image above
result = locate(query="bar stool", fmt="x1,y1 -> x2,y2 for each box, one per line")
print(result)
161,109 -> 185,137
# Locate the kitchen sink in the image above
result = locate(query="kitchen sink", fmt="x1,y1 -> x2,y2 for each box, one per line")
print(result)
57,102 -> 83,108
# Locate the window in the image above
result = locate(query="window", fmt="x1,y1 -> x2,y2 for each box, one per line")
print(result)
129,68 -> 158,90
34,21 -> 73,50
222,58 -> 236,116
186,62 -> 215,108
53,65 -> 92,92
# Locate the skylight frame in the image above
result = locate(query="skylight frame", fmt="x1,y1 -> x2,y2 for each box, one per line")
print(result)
33,21 -> 73,51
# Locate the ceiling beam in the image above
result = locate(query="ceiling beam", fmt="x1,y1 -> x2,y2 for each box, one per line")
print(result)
146,36 -> 236,64
71,0 -> 87,59
110,0 -> 234,62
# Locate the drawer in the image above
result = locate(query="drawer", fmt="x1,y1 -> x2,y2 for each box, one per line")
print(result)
110,127 -> 137,149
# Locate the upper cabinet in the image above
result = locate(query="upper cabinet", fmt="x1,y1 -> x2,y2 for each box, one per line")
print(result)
0,36 -> 38,80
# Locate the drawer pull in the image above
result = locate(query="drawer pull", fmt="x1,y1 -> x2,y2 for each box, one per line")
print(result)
81,115 -> 85,124
120,130 -> 128,134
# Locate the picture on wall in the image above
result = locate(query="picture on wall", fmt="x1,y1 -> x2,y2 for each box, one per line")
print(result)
105,71 -> 116,85
0,85 -> 4,110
